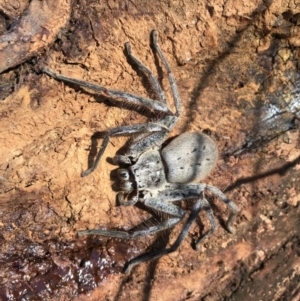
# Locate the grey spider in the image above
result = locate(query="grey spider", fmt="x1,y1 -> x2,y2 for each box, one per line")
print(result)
43,30 -> 239,274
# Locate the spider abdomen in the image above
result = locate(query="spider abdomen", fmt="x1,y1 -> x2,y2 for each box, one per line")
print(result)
161,132 -> 218,184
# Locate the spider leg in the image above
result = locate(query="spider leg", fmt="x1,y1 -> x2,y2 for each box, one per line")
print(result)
139,184 -> 237,251
78,217 -> 181,239
114,114 -> 180,164
124,185 -> 234,273
78,197 -> 186,239
206,185 -> 240,234
124,194 -> 204,274
194,195 -> 217,250
82,122 -> 168,177
118,130 -> 169,163
42,68 -> 172,114
125,42 -> 167,104
153,185 -> 218,249
152,30 -> 181,115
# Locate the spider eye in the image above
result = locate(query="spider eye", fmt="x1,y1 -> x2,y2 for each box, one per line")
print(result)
118,169 -> 130,180
121,181 -> 133,191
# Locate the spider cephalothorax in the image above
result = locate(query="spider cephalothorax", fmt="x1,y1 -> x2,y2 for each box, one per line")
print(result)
43,30 -> 239,274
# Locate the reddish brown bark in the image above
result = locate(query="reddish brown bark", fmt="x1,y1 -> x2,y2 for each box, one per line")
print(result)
0,0 -> 299,300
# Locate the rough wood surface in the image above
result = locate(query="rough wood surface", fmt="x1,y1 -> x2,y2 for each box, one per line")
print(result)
0,0 -> 71,73
0,0 -> 299,300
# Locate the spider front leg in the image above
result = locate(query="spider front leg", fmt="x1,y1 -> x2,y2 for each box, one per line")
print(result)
81,122 -> 168,177
112,126 -> 172,166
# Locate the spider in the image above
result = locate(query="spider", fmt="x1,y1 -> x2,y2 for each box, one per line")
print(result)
43,30 -> 239,274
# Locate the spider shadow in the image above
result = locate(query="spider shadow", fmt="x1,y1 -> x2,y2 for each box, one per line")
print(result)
225,155 -> 300,193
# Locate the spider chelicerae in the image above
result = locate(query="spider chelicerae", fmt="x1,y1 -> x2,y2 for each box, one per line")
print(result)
43,30 -> 239,274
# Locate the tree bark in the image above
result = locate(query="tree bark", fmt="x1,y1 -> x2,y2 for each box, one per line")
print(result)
0,0 -> 299,300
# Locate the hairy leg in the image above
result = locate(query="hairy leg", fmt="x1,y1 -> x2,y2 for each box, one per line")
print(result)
78,197 -> 186,239
42,68 -> 172,114
78,217 -> 181,239
125,42 -> 167,104
206,185 -> 240,233
124,194 -> 204,274
81,122 -> 167,177
195,195 -> 217,250
152,30 -> 181,116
